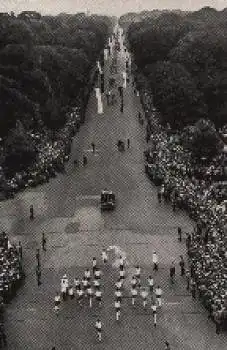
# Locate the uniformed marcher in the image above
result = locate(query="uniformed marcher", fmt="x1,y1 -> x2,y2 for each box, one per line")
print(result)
115,300 -> 121,321
68,285 -> 74,300
93,279 -> 101,290
95,319 -> 102,342
155,286 -> 162,307
114,289 -> 122,303
84,269 -> 91,283
119,256 -> 124,269
147,275 -> 154,293
131,286 -> 138,306
77,286 -> 84,306
119,266 -> 125,282
74,278 -> 80,291
54,292 -> 61,314
87,286 -> 93,307
61,275 -> 69,299
101,249 -> 108,264
151,302 -> 157,327
94,268 -> 101,280
82,277 -> 88,292
115,279 -> 123,290
140,288 -> 148,308
152,252 -> 158,271
131,276 -> 137,289
95,288 -> 102,306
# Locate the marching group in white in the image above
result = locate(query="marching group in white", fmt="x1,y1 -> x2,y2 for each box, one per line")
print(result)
54,249 -> 163,342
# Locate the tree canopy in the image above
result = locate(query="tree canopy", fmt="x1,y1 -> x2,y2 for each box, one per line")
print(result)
0,12 -> 114,136
125,7 -> 227,128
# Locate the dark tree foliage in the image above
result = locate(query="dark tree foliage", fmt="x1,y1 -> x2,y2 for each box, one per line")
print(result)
0,13 -> 113,133
0,76 -> 36,136
182,119 -> 223,161
126,8 -> 227,129
146,61 -> 207,128
4,123 -> 37,174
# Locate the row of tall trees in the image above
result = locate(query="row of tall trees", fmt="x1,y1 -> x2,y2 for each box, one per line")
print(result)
121,7 -> 227,130
0,12 -> 114,137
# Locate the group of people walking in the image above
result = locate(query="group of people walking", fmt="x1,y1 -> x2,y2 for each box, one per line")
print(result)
51,248 -> 172,347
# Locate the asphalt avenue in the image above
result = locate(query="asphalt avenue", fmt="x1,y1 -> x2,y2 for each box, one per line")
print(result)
1,28 -> 227,350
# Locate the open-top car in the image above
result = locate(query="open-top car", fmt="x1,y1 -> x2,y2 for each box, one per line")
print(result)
101,190 -> 116,210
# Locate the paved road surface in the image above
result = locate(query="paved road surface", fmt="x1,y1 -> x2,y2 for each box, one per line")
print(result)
1,29 -> 226,350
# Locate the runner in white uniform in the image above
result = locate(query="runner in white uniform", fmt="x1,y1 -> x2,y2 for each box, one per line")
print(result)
87,286 -> 93,307
115,300 -> 121,321
95,319 -> 102,341
151,303 -> 157,327
131,287 -> 138,306
140,288 -> 148,308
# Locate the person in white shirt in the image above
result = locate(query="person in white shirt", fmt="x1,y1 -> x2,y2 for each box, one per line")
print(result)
92,257 -> 97,274
95,319 -> 102,341
87,286 -> 93,307
74,278 -> 80,291
119,267 -> 125,282
82,277 -> 88,292
54,292 -> 61,314
115,279 -> 123,290
148,275 -> 154,293
140,288 -> 148,308
131,276 -> 137,289
152,252 -> 158,271
84,269 -> 91,282
151,302 -> 157,327
68,285 -> 74,300
155,286 -> 162,307
131,287 -> 138,306
61,275 -> 68,301
135,265 -> 141,285
77,286 -> 84,306
101,249 -> 108,264
94,268 -> 101,280
119,256 -> 124,269
95,288 -> 102,306
114,289 -> 122,302
115,300 -> 121,321
93,279 -> 100,290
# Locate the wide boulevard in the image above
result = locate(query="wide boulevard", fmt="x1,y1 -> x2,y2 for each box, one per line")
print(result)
1,27 -> 226,350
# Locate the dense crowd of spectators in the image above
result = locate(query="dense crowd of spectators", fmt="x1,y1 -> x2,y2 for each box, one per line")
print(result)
0,109 -> 81,199
0,232 -> 23,310
144,104 -> 227,330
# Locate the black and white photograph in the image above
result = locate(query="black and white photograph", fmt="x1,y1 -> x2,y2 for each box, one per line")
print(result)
0,1 -> 226,349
